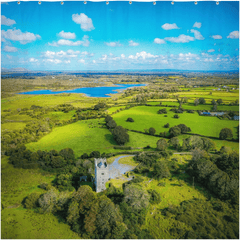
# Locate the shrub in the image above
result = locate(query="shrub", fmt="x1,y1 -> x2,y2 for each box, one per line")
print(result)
24,193 -> 41,209
164,123 -> 170,128
112,126 -> 129,145
89,151 -> 100,158
219,128 -> 233,140
156,138 -> 168,151
158,182 -> 166,187
157,108 -> 167,114
147,189 -> 161,204
173,114 -> 180,119
169,126 -> 181,137
149,127 -> 156,135
126,117 -> 134,122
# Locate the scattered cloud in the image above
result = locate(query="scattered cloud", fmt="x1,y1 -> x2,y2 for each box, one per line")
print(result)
78,59 -> 85,64
64,60 -> 71,64
165,34 -> 194,43
121,54 -> 125,58
58,31 -> 76,39
227,31 -> 239,39
154,38 -> 166,44
208,49 -> 215,53
48,35 -> 90,47
193,22 -> 201,28
162,23 -> 179,30
43,59 -> 62,64
1,15 -> 16,26
72,13 -> 95,31
128,51 -> 158,60
1,29 -> 41,44
29,58 -> 38,62
129,40 -> 139,46
190,29 -> 204,40
2,45 -> 18,52
211,35 -> 222,39
105,42 -> 122,47
43,50 -> 82,59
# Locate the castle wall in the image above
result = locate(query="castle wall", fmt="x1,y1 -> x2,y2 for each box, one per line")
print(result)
94,158 -> 109,193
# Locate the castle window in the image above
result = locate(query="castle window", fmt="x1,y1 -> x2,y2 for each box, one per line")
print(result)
101,173 -> 104,175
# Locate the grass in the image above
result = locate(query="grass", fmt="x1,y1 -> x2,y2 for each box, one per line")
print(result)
118,156 -> 138,166
1,208 -> 80,239
1,156 -> 55,207
107,106 -> 124,114
43,110 -> 76,121
1,93 -> 97,111
1,122 -> 27,131
112,106 -> 239,138
26,119 -> 159,157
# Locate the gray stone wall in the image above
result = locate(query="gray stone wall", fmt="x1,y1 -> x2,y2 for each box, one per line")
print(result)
94,158 -> 109,193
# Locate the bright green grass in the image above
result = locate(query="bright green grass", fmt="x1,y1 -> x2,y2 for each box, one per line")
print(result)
1,156 -> 55,207
118,156 -> 138,166
3,113 -> 33,121
26,119 -> 158,157
1,94 -> 96,111
43,110 -> 76,121
1,122 -> 26,131
107,106 -> 125,114
1,208 -> 80,239
112,106 -> 238,138
147,101 -> 178,106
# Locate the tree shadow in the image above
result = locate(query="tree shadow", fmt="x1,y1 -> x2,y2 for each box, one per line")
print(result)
105,134 -> 117,145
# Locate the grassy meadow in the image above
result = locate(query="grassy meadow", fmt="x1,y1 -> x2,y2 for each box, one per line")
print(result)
112,106 -> 238,138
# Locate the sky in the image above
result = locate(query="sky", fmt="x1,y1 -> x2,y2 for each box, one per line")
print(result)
1,1 -> 239,71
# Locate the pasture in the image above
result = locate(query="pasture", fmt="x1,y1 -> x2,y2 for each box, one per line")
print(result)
112,106 -> 238,138
26,119 -> 160,157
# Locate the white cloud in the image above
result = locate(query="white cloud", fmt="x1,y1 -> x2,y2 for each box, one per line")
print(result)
44,50 -> 56,58
1,29 -> 41,44
154,38 -> 166,44
43,50 -> 82,59
128,51 -> 158,60
29,58 -> 38,62
227,31 -> 239,39
190,29 -> 204,40
129,40 -> 139,46
72,13 -> 94,31
193,22 -> 201,28
44,59 -> 62,64
212,35 -> 222,39
64,60 -> 71,64
58,31 -> 76,39
49,36 -> 90,47
1,15 -> 16,26
121,54 -> 125,58
81,51 -> 94,57
208,49 -> 215,53
204,58 -> 214,62
162,23 -> 179,30
78,59 -> 85,64
3,45 -> 18,52
92,60 -> 96,64
165,34 -> 194,43
105,42 -> 122,47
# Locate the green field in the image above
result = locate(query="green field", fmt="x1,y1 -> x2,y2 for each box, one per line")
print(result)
1,122 -> 27,131
1,93 -> 97,111
112,106 -> 238,138
43,110 -> 76,121
26,119 -> 160,156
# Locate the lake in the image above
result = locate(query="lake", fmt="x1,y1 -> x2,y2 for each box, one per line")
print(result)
18,84 -> 146,97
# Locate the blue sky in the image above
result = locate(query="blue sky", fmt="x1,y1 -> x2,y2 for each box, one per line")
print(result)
1,1 -> 239,71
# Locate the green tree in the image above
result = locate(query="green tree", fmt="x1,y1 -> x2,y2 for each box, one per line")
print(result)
153,161 -> 170,179
177,124 -> 191,133
194,98 -> 199,106
217,99 -> 223,105
219,128 -> 233,140
169,126 -> 181,137
24,193 -> 41,209
202,138 -> 216,152
112,126 -> 129,145
199,98 -> 206,104
149,127 -> 156,135
169,137 -> 180,150
156,138 -> 168,151
106,119 -> 117,129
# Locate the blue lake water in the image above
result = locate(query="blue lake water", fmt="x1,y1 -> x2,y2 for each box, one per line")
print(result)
18,84 -> 146,97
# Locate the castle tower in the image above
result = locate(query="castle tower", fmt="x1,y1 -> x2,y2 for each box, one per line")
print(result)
94,158 -> 109,193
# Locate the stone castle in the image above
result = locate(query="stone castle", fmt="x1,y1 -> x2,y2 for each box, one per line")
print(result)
94,158 -> 109,193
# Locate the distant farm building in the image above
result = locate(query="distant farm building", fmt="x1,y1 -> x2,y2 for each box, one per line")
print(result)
233,116 -> 239,121
201,111 -> 225,117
